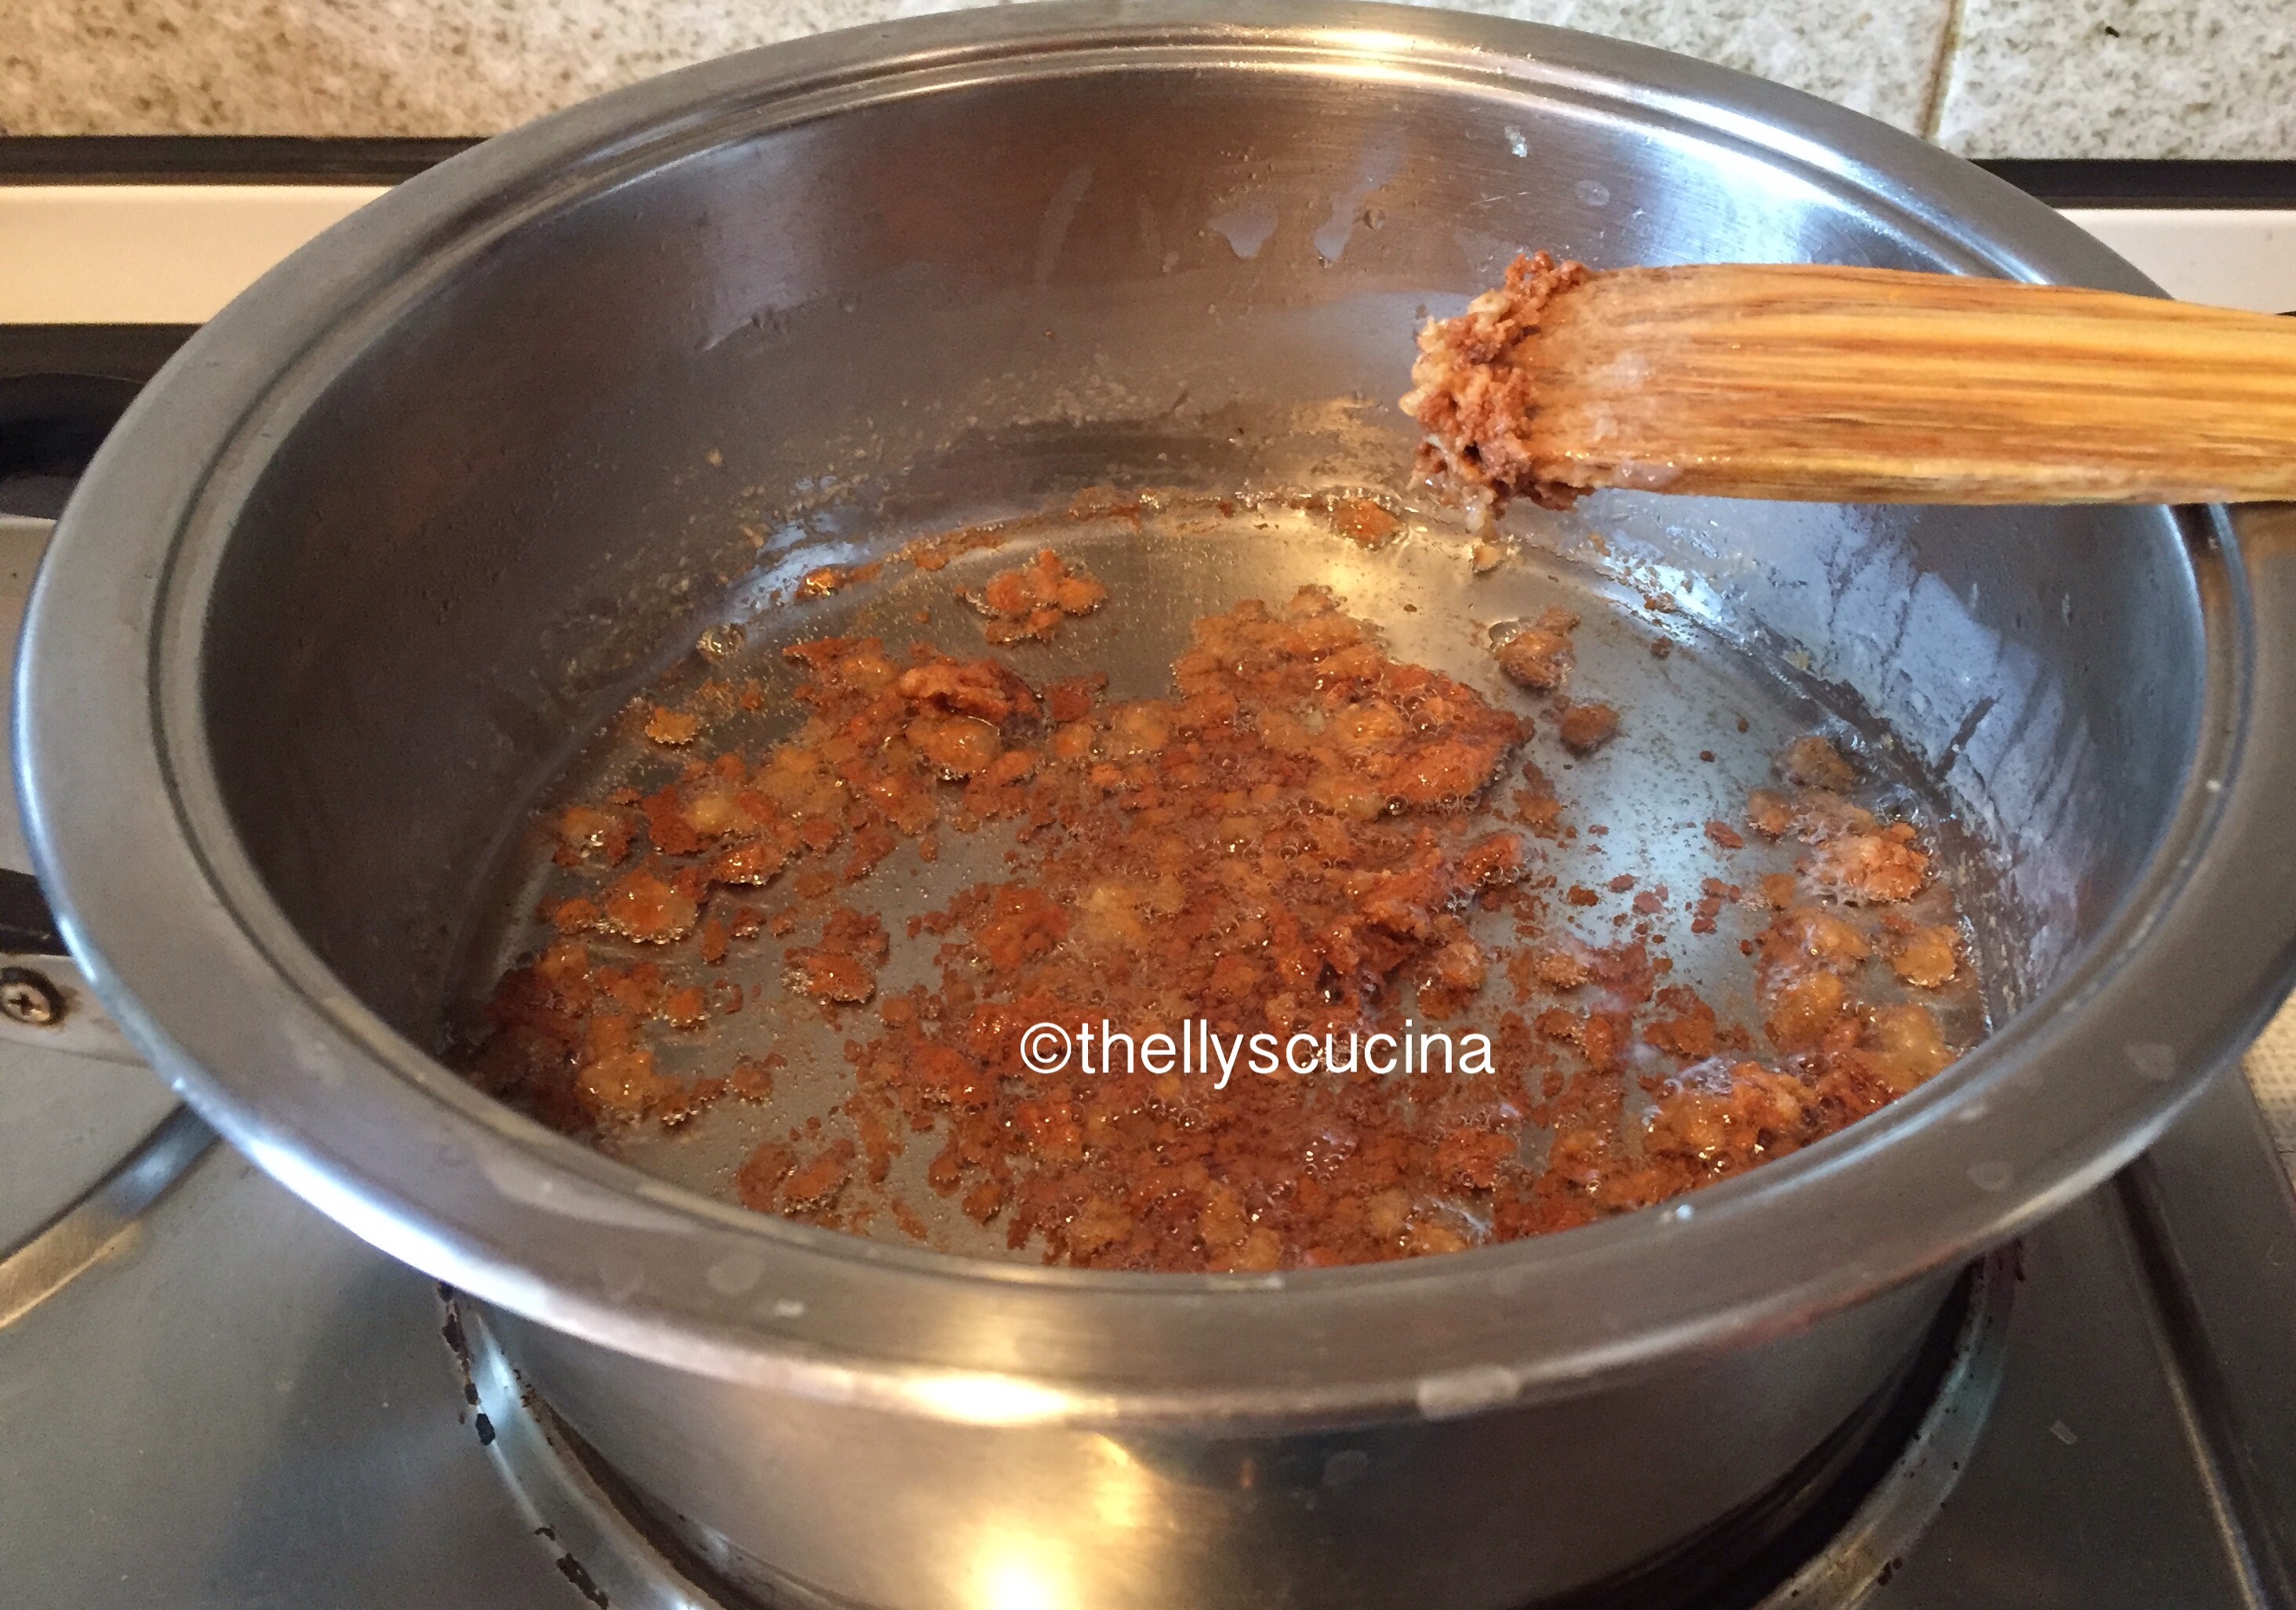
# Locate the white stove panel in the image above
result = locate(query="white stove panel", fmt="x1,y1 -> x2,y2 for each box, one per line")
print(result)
0,187 -> 2289,324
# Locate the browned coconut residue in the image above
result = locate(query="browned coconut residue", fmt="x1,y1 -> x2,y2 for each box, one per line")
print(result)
459,552 -> 1985,1271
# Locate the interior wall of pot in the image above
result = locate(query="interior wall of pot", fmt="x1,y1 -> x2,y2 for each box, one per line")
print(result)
192,58 -> 2207,1043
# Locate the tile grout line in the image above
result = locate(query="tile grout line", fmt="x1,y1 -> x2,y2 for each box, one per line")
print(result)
1919,0 -> 1971,142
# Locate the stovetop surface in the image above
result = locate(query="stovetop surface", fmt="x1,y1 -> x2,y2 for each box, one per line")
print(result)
7,1068 -> 2296,1608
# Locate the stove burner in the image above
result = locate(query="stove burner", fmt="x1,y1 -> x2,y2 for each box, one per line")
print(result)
459,1302 -> 747,1610
1752,1254 -> 2011,1605
449,1253 -> 2013,1610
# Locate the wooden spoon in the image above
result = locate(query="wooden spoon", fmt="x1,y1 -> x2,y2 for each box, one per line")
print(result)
1401,252 -> 2296,508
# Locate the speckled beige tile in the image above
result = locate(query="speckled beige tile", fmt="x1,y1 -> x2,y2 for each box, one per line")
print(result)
0,0 -> 887,137
900,0 -> 1957,130
1409,0 -> 1953,131
2,0 -> 1950,138
1933,0 -> 2296,158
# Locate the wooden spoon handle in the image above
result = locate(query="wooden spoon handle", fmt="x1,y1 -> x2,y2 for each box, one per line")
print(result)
1408,257 -> 2296,506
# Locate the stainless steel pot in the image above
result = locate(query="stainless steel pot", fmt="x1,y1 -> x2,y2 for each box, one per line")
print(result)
20,4 -> 2296,1606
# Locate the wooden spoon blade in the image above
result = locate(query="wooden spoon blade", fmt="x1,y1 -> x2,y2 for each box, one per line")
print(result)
1402,254 -> 2296,508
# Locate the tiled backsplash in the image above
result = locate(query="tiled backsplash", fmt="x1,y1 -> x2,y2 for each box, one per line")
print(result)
1935,0 -> 2296,158
4,0 -> 2292,157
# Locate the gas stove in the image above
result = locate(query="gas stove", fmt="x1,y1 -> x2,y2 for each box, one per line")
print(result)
4,147 -> 2296,1610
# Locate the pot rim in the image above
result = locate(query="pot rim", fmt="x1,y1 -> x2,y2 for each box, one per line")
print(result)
20,0 -> 2295,1427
